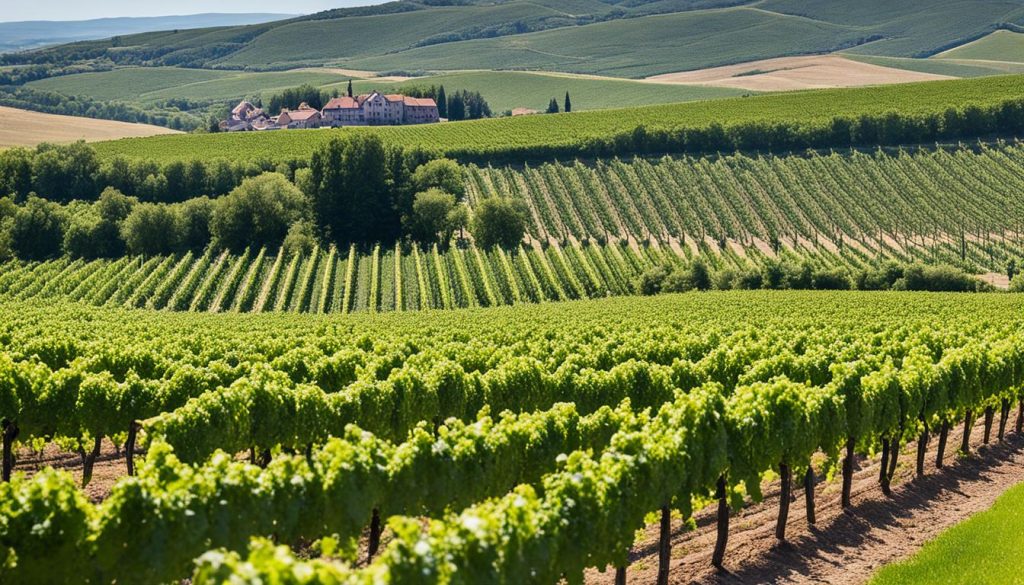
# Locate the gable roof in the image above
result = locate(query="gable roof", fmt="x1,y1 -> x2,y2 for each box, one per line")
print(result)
404,97 -> 437,108
324,96 -> 360,110
287,109 -> 321,121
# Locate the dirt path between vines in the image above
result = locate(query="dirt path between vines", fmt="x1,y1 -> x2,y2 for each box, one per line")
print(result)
18,439 -> 125,502
588,419 -> 1024,585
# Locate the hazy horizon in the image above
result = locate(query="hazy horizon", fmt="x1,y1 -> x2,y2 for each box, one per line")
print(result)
0,1 -> 388,23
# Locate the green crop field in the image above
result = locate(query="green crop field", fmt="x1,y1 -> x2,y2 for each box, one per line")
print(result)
7,143 -> 1023,315
90,75 -> 1024,165
871,482 -> 1024,585
468,144 -> 1024,274
847,54 -> 1024,78
337,7 -> 867,78
27,67 -> 354,105
1,291 -> 1023,584
25,67 -> 234,102
344,71 -> 751,114
26,67 -> 749,115
935,29 -> 1024,63
14,0 -> 1024,78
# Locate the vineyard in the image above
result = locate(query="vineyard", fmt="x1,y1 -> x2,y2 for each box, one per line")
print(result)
90,75 -> 1024,165
0,292 -> 1022,584
0,240 -> 675,313
3,143 -> 1023,314
470,143 -> 1024,272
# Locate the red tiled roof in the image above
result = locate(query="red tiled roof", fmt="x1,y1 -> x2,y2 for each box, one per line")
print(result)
287,110 -> 321,121
403,97 -> 437,108
383,94 -> 405,102
324,96 -> 360,110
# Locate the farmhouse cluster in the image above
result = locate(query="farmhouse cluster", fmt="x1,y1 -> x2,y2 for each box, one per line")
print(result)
223,91 -> 440,131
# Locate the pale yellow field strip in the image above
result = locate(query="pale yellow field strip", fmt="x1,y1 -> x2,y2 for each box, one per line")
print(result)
645,55 -> 954,91
0,106 -> 180,148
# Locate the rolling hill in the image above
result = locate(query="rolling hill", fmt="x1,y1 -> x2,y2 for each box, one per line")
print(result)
89,75 -> 1024,165
8,0 -> 1024,78
24,67 -> 751,115
934,29 -> 1024,63
0,13 -> 295,54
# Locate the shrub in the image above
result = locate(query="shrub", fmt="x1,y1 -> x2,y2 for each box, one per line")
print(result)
9,196 -> 66,260
470,197 -> 528,249
174,196 -> 214,252
405,188 -> 463,245
636,265 -> 670,296
1010,273 -> 1024,292
282,220 -> 318,257
895,263 -> 978,292
122,203 -> 179,256
211,173 -> 308,253
412,158 -> 465,199
812,268 -> 852,290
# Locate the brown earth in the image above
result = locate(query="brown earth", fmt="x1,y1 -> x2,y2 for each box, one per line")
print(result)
0,106 -> 180,148
645,56 -> 953,92
17,438 -> 127,502
588,415 -> 1024,584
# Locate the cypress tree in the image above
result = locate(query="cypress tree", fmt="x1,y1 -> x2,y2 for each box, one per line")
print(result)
437,85 -> 448,118
547,98 -> 560,114
564,91 -> 572,113
347,79 -> 353,98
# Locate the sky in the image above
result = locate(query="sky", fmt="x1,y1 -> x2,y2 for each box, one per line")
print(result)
0,1 -> 387,22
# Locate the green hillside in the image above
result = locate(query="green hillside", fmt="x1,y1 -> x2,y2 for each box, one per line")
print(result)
91,75 -> 1024,165
934,29 -> 1024,62
27,67 -> 353,104
847,54 -> 1024,78
8,0 -> 1024,78
335,7 -> 867,78
26,67 -> 749,114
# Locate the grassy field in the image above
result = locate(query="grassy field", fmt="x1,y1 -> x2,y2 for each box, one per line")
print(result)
847,54 -> 1024,78
15,0 -> 1024,78
91,74 -> 1024,164
26,67 -> 750,114
336,7 -> 867,78
935,29 -> 1024,62
26,67 -> 354,104
870,482 -> 1024,585
0,105 -> 178,147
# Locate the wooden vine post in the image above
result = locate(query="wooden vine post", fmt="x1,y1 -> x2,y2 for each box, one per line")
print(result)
886,437 -> 900,486
656,505 -> 672,585
997,399 -> 1010,442
776,462 -> 792,541
878,438 -> 892,496
78,436 -> 102,488
841,438 -> 855,509
712,475 -> 729,569
961,409 -> 973,454
367,508 -> 383,562
983,406 -> 995,445
916,420 -> 929,478
803,465 -> 816,525
2,419 -> 18,482
936,420 -> 950,469
125,420 -> 141,476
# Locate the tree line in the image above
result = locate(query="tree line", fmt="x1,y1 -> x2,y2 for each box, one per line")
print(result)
0,135 -> 528,262
446,98 -> 1024,164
